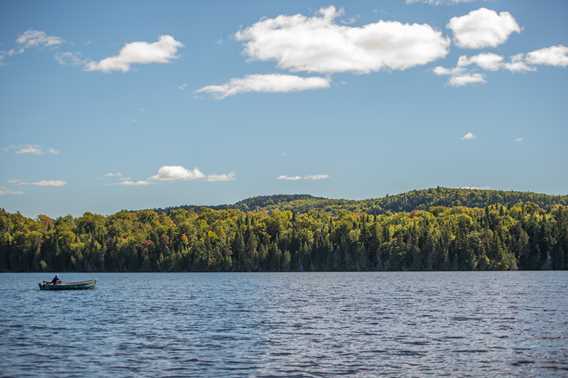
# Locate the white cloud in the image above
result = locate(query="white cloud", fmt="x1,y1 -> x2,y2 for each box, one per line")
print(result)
206,172 -> 236,182
277,175 -> 303,181
0,186 -> 23,196
514,137 -> 524,143
461,45 -> 568,75
447,8 -> 521,49
5,144 -> 61,155
31,180 -> 66,187
149,165 -> 235,182
150,165 -> 205,181
433,45 -> 567,87
434,53 -> 529,86
9,179 -> 65,187
433,65 -> 460,76
502,54 -> 535,73
304,174 -> 330,180
118,180 -> 151,187
1,30 -> 63,63
449,73 -> 486,86
277,174 -> 330,181
108,166 -> 235,185
0,49 -> 19,63
523,45 -> 568,67
15,145 -> 43,155
104,172 -> 123,177
235,6 -> 449,74
178,83 -> 189,91
461,132 -> 476,140
85,35 -> 183,72
458,53 -> 503,71
17,30 -> 63,48
197,74 -> 331,98
458,53 -> 535,73
104,173 -> 150,187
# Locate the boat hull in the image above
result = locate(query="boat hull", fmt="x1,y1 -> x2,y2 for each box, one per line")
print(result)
39,280 -> 96,290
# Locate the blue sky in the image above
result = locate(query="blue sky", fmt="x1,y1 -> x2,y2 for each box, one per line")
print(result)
1,0 -> 567,217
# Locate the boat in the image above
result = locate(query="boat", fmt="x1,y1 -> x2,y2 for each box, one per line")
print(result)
38,279 -> 96,290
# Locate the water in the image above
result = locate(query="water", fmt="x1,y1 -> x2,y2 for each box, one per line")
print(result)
1,272 -> 567,377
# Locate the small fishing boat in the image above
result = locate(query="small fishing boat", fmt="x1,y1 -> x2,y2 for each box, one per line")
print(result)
39,280 -> 96,290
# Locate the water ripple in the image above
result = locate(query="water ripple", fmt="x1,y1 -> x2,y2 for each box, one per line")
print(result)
1,272 -> 567,377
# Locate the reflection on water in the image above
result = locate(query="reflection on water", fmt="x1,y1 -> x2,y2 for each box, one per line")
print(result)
1,272 -> 567,377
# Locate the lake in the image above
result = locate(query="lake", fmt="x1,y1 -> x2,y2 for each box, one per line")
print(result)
1,272 -> 567,377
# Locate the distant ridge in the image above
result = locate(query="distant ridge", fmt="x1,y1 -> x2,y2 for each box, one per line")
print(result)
159,187 -> 568,214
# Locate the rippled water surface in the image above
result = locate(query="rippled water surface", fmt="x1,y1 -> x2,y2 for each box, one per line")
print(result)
1,272 -> 567,377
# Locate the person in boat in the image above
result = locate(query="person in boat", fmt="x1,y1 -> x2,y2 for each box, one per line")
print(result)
51,274 -> 61,285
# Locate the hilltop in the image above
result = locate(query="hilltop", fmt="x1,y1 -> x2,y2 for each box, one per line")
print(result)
162,187 -> 568,215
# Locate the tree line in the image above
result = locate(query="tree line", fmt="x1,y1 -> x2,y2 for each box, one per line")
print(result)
1,201 -> 567,272
215,187 -> 568,214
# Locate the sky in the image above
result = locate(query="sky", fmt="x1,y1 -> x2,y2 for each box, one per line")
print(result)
0,0 -> 567,217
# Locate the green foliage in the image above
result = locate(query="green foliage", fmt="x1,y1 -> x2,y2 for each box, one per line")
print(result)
1,188 -> 568,272
161,187 -> 568,215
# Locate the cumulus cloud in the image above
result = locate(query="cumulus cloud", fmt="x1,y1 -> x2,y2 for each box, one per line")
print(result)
150,166 -> 205,181
235,6 -> 449,74
461,132 -> 476,140
85,35 -> 183,72
449,73 -> 486,86
433,66 -> 458,76
447,8 -> 521,49
4,144 -> 61,155
458,53 -> 504,71
149,165 -> 234,182
277,174 -> 330,181
197,74 -> 331,98
434,45 -> 568,86
500,54 -> 534,73
522,45 -> 568,67
457,52 -> 533,72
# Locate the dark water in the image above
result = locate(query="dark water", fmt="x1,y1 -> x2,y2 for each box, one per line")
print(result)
1,272 -> 567,377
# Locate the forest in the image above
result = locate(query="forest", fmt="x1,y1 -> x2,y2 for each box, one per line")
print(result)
1,187 -> 568,272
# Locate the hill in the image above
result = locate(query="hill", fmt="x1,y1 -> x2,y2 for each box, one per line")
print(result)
2,186 -> 568,272
163,187 -> 568,214
233,194 -> 325,211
